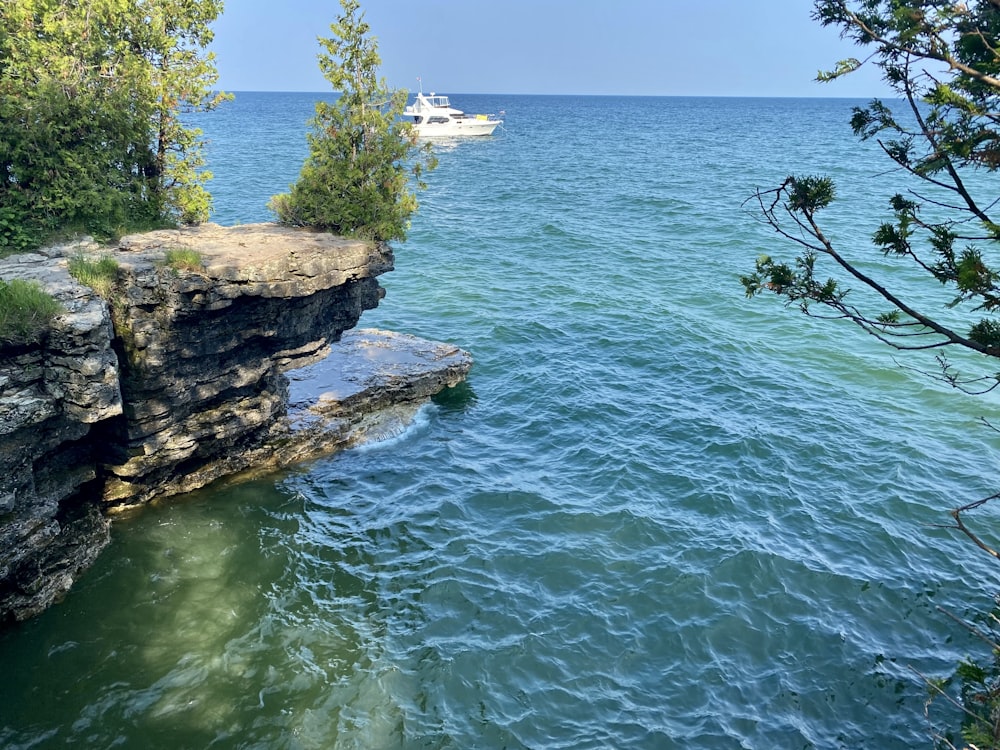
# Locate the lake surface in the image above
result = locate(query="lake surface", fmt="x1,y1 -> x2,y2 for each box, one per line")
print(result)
3,93 -> 1000,749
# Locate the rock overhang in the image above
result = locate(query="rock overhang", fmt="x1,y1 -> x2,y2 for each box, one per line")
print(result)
0,223 -> 472,623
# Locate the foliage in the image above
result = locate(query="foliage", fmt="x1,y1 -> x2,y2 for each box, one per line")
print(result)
140,0 -> 231,224
0,206 -> 42,256
743,0 -> 1000,385
162,248 -> 204,272
68,254 -> 121,299
955,645 -> 1000,750
269,0 -> 436,242
0,278 -> 61,345
742,2 -> 1000,746
919,589 -> 1000,750
0,0 -> 227,253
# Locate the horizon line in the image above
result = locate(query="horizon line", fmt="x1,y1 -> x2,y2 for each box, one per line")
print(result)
215,89 -> 893,100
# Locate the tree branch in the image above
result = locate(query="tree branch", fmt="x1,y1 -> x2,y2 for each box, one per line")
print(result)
838,3 -> 1000,90
946,492 -> 1000,561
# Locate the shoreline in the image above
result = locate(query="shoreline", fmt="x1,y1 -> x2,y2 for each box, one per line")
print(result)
0,224 -> 471,623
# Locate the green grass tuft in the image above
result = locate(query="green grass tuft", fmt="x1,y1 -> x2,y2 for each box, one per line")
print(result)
67,254 -> 120,298
162,248 -> 204,273
0,279 -> 62,345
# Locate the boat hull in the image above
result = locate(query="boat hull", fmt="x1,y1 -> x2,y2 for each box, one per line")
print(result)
411,119 -> 501,137
404,91 -> 502,137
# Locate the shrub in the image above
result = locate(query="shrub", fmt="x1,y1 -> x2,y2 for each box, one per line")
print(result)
0,207 -> 42,257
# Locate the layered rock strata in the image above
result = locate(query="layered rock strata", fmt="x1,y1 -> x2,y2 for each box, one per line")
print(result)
0,248 -> 122,620
0,224 -> 472,622
102,223 -> 394,506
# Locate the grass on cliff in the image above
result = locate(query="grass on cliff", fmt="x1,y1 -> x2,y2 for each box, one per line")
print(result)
162,248 -> 204,273
0,279 -> 62,346
68,254 -> 120,298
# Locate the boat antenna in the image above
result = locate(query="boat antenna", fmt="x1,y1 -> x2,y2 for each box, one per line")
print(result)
416,76 -> 422,95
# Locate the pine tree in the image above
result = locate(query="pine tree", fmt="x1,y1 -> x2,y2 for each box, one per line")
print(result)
0,0 -> 226,252
270,0 -> 435,243
741,3 -> 1000,746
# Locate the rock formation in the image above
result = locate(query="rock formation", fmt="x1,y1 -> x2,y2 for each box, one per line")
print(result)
0,224 -> 472,623
0,246 -> 123,620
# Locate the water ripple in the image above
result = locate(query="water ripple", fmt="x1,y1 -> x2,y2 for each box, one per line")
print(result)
2,94 -> 997,749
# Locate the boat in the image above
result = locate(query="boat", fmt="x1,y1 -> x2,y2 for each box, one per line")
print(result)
403,90 -> 502,137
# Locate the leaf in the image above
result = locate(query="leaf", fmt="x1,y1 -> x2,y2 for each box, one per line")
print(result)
817,57 -> 862,82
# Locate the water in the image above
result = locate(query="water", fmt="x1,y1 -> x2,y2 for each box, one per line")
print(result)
4,93 -> 1000,749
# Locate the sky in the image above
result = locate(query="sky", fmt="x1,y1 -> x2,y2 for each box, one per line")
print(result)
210,0 -> 893,98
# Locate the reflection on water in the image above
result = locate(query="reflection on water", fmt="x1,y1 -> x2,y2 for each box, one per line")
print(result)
1,478 -> 416,749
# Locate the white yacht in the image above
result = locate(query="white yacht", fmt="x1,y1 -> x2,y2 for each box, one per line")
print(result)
403,91 -> 502,137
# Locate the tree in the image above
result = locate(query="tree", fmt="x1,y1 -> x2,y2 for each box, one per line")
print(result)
133,0 -> 230,224
269,0 -> 435,243
740,2 -> 1000,746
0,0 -> 226,252
743,1 -> 1000,387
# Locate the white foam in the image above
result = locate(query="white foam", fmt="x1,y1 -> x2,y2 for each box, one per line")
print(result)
351,402 -> 437,454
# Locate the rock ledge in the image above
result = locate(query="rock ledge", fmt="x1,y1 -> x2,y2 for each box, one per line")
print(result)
0,224 -> 472,622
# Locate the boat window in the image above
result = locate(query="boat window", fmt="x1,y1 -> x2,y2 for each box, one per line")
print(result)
414,116 -> 423,123
428,116 -> 449,124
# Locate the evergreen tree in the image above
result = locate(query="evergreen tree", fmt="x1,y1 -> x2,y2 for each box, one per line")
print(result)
270,0 -> 435,243
741,2 -> 1000,746
743,1 -> 1000,378
0,0 -> 226,252
135,0 -> 230,225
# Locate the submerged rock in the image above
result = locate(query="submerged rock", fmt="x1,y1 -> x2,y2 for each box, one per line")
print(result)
0,224 -> 472,623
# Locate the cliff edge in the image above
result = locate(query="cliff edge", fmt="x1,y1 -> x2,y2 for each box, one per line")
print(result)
0,224 -> 471,622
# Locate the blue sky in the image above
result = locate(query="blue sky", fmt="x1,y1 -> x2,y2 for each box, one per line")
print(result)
211,0 -> 891,98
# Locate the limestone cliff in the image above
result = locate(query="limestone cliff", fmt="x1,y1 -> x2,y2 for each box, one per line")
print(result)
0,224 -> 472,623
102,223 -> 394,506
0,247 -> 122,620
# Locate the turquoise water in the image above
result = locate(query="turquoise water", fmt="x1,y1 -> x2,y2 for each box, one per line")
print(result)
4,93 -> 1000,749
